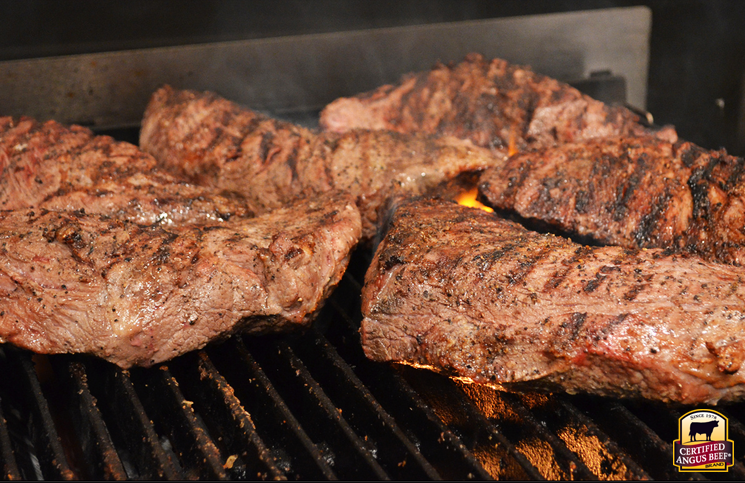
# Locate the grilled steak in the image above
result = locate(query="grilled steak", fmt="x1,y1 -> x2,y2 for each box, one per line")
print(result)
361,197 -> 745,404
320,53 -> 672,153
0,116 -> 257,224
139,85 -> 504,240
478,136 -> 745,265
0,191 -> 361,368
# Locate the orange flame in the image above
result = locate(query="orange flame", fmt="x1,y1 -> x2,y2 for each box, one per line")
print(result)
456,188 -> 493,212
507,128 -> 519,157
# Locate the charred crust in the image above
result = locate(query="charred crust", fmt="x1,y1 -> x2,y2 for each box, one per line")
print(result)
284,247 -> 304,260
65,231 -> 85,249
582,272 -> 606,293
545,246 -> 591,290
567,312 -> 587,341
633,191 -> 672,247
506,245 -> 553,287
622,284 -> 645,301
574,189 -> 590,213
472,243 -> 515,271
286,145 -> 299,182
611,153 -> 648,222
680,144 -> 706,168
258,130 -> 275,165
688,153 -> 721,220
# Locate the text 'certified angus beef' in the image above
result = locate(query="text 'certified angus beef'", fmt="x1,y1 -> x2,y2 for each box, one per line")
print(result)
361,197 -> 745,405
139,85 -> 505,240
0,191 -> 361,368
478,135 -> 745,265
0,116 -> 260,225
320,53 -> 669,153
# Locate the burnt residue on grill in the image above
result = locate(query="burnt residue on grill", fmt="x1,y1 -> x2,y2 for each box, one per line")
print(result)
0,247 -> 743,480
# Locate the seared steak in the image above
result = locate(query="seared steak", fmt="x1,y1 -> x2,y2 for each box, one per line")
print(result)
139,85 -> 504,240
0,191 -> 361,368
361,197 -> 745,404
320,53 -> 672,153
0,116 -> 257,224
478,136 -> 745,265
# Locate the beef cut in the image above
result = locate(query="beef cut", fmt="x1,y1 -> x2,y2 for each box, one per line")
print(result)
0,116 -> 258,225
361,197 -> 745,404
478,136 -> 745,265
320,53 -> 673,153
0,191 -> 361,368
139,85 -> 504,240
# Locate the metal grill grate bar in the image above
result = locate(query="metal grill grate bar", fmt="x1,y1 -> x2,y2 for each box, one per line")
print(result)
168,351 -> 286,480
554,398 -> 651,479
59,359 -> 127,480
130,366 -> 227,480
291,326 -> 443,479
0,393 -> 20,479
85,359 -> 182,480
11,350 -> 74,480
208,338 -> 338,480
244,337 -> 390,480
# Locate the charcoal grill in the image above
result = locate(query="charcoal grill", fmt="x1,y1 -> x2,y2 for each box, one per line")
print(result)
1,247 -> 744,480
1,7 -> 744,480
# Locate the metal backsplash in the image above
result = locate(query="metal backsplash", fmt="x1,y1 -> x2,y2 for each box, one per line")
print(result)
0,7 -> 650,130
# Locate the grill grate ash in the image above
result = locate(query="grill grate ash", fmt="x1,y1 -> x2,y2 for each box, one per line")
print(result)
0,248 -> 744,480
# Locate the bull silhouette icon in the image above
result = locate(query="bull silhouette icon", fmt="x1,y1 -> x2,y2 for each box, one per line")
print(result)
689,420 -> 719,442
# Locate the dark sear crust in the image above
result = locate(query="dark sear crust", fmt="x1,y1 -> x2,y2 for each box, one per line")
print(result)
0,116 -> 258,225
0,191 -> 361,368
139,85 -> 505,240
320,53 -> 665,153
361,198 -> 745,404
478,136 -> 745,265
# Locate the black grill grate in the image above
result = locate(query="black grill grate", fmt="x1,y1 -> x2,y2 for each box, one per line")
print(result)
1,248 -> 745,480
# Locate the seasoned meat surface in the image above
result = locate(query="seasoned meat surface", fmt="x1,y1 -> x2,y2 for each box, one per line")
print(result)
320,53 -> 667,154
140,85 -> 504,239
0,116 -> 257,224
479,136 -> 745,265
0,191 -> 361,368
361,198 -> 745,404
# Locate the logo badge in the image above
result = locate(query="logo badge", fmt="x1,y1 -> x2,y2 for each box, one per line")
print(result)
673,409 -> 734,472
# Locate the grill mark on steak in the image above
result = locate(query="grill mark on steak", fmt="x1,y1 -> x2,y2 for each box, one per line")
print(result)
688,153 -> 721,221
472,242 -> 520,272
633,189 -> 673,246
361,198 -> 745,404
610,152 -> 647,222
544,246 -> 592,291
258,130 -> 276,165
621,283 -> 645,301
506,244 -> 554,287
582,271 -> 607,293
140,85 -> 506,241
479,136 -> 745,265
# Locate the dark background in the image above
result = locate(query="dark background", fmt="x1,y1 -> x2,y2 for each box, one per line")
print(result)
1,0 -> 744,154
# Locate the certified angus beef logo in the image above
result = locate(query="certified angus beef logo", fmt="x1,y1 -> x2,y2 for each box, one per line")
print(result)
673,410 -> 734,472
